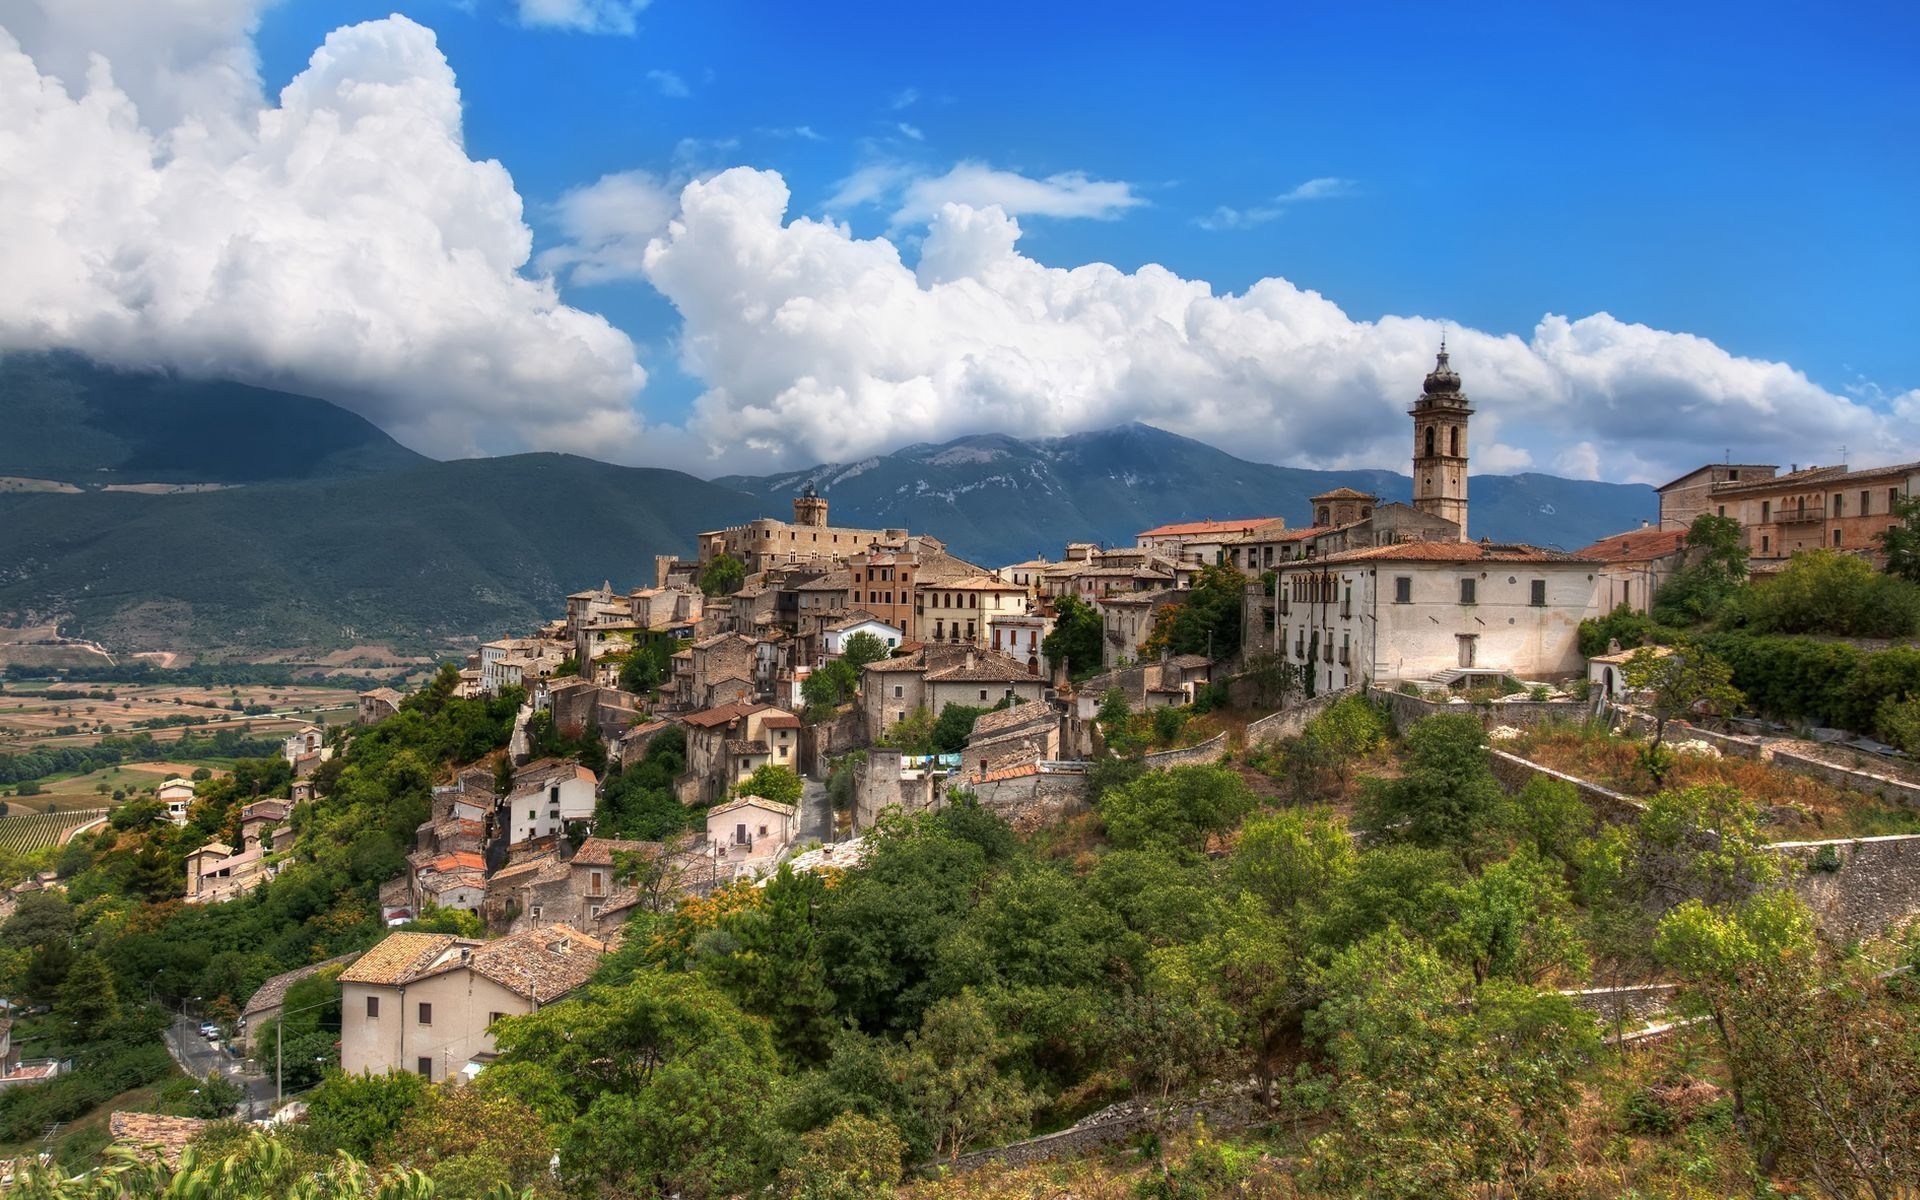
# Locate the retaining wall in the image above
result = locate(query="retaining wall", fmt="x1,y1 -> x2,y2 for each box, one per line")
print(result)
1769,750 -> 1920,809
1374,687 -> 1589,732
1243,688 -> 1354,748
1487,749 -> 1648,824
1776,834 -> 1920,938
1560,983 -> 1679,1029
960,773 -> 1090,834
1143,732 -> 1227,769
1611,710 -> 1765,760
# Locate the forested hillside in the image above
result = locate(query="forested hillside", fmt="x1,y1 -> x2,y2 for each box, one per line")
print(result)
3,681 -> 1913,1196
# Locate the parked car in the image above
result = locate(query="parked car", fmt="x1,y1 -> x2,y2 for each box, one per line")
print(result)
199,1023 -> 219,1039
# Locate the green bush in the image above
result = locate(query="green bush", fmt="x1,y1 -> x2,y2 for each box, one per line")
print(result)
1808,844 -> 1843,874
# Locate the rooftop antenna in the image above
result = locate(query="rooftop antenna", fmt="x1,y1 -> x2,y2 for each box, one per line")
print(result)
1839,445 -> 1849,466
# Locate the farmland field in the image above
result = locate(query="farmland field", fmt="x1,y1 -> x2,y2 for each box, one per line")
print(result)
0,679 -> 356,755
0,808 -> 106,853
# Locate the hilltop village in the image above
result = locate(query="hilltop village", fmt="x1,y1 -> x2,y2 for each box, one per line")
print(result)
8,349 -> 1920,1195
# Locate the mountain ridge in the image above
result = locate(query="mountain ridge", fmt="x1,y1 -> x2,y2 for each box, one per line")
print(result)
0,357 -> 1656,653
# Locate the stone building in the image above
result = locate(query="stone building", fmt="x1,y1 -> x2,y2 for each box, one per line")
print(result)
697,489 -> 898,575
860,644 -> 1047,741
1409,340 -> 1472,537
1656,459 -> 1920,568
337,925 -> 606,1082
1577,526 -> 1689,614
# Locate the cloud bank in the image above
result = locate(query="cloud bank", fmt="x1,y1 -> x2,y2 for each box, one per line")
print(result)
640,169 -> 1920,478
0,3 -> 647,458
2,4 -> 1913,484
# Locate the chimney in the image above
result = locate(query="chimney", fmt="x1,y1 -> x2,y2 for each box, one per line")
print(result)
965,650 -> 976,670
1640,519 -> 1650,529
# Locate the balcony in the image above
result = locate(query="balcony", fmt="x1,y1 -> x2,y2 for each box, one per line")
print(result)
1775,506 -> 1826,526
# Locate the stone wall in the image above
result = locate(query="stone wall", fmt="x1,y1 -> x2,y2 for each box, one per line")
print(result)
1769,750 -> 1920,809
1610,710 -> 1765,760
1143,732 -> 1227,769
1560,983 -> 1679,1029
1776,834 -> 1920,938
1374,687 -> 1589,731
852,754 -> 947,829
938,1092 -> 1263,1176
962,772 -> 1090,834
1243,687 -> 1354,748
805,707 -> 867,778
1487,749 -> 1648,824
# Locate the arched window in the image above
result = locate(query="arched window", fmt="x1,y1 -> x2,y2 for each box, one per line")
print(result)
1450,427 -> 1460,457
1424,425 -> 1435,457
1316,506 -> 1330,526
1361,506 -> 1373,520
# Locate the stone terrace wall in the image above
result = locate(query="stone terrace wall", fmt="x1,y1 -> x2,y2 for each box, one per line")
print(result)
1143,732 -> 1227,769
1374,687 -> 1589,732
1611,710 -> 1765,760
964,772 -> 1090,834
1488,749 -> 1648,824
1769,750 -> 1920,809
1776,834 -> 1920,938
1560,983 -> 1679,1029
1243,687 -> 1354,748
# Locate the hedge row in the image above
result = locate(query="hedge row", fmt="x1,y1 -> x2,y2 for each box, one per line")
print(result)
1700,632 -> 1920,740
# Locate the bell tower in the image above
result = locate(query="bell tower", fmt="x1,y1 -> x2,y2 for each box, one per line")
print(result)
793,481 -> 828,528
1410,340 -> 1472,539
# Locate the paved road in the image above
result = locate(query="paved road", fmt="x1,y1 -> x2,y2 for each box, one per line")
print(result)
798,776 -> 833,845
162,1013 -> 275,1117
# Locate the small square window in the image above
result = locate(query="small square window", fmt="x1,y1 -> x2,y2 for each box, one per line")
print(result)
366,996 -> 380,1019
1459,578 -> 1477,605
1393,576 -> 1411,604
417,1057 -> 433,1079
1530,579 -> 1547,606
418,1002 -> 432,1026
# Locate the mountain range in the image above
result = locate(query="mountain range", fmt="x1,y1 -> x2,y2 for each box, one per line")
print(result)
0,354 -> 1655,655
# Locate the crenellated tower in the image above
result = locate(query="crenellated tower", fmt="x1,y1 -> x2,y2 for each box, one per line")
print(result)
793,481 -> 828,528
1409,340 -> 1472,539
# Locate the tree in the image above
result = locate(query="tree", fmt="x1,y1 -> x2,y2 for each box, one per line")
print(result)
1040,595 -> 1102,681
1730,548 -> 1920,638
802,657 -> 859,716
1239,650 -> 1299,709
1229,808 -> 1355,916
737,763 -> 803,806
875,707 -> 935,756
1097,765 -> 1255,855
303,1069 -> 429,1158
1436,850 -> 1589,986
905,990 -> 1034,1165
1156,562 -> 1246,661
382,1082 -> 562,1198
1094,688 -> 1145,757
841,631 -> 891,670
8,1135 -> 438,1200
700,553 -> 747,597
1621,641 -> 1743,753
1303,928 -> 1596,1200
55,951 -> 118,1031
774,1113 -> 905,1200
1654,890 -> 1818,1140
1359,714 -> 1510,861
1652,513 -> 1748,625
1880,490 -> 1920,583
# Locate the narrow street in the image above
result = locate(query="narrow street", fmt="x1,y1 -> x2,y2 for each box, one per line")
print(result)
798,775 -> 834,845
161,1012 -> 276,1118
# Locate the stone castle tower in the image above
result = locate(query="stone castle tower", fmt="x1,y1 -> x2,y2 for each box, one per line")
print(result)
1409,341 -> 1472,539
793,481 -> 828,528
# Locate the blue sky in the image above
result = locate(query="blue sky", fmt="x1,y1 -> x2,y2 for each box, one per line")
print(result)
2,0 -> 1914,478
250,0 -> 1917,409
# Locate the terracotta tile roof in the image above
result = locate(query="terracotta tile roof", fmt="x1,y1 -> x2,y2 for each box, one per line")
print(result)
466,925 -> 606,1002
360,687 -> 404,703
683,701 -> 773,728
725,738 -> 771,756
1578,527 -> 1688,563
428,852 -> 487,874
1166,654 -> 1212,669
338,932 -> 462,987
110,1113 -> 212,1166
1138,517 -> 1277,538
487,855 -> 557,884
925,651 -> 1037,683
572,837 -> 661,867
422,870 -> 484,895
1309,486 -> 1378,500
975,762 -> 1041,783
758,712 -> 803,729
1309,541 -> 1596,565
708,795 -> 797,819
241,953 -> 358,1019
970,699 -> 1055,738
862,653 -> 927,673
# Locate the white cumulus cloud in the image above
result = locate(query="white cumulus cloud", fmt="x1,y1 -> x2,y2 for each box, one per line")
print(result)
514,0 -> 647,35
1195,175 -> 1356,231
645,68 -> 687,97
638,168 -> 1920,480
826,158 -> 1146,233
0,4 -> 648,458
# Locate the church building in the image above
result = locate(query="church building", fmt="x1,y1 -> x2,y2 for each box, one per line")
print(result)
1266,347 -> 1604,690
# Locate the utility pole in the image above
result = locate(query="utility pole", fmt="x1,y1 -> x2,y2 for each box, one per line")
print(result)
275,1017 -> 282,1106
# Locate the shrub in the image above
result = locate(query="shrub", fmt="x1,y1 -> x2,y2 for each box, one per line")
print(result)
1808,844 -> 1843,874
